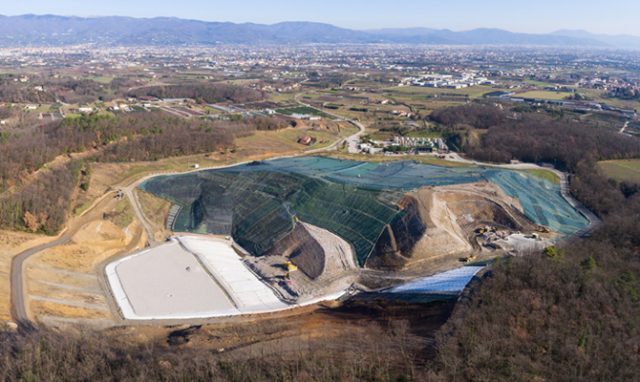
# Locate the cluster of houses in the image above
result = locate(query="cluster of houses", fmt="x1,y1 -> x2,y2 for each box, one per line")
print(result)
358,136 -> 448,155
107,102 -> 133,112
289,113 -> 322,121
401,72 -> 495,89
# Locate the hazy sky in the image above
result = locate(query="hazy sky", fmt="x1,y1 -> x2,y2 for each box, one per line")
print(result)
2,0 -> 638,36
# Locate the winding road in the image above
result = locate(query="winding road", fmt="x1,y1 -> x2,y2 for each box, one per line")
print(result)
10,192 -> 119,322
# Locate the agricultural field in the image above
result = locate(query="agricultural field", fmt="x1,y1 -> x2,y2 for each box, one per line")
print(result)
598,159 -> 640,184
523,79 -> 560,88
515,90 -> 571,100
295,91 -> 405,123
276,105 -> 334,119
523,169 -> 561,184
383,85 -> 504,100
237,124 -> 358,151
89,76 -> 114,84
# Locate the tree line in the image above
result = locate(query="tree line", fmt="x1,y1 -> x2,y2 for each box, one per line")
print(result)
0,76 -> 110,104
128,83 -> 264,104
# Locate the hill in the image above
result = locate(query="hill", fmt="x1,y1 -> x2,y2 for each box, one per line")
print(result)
0,14 -> 629,47
553,29 -> 640,50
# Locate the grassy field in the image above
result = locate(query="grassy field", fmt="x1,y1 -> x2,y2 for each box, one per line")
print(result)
238,124 -> 357,151
524,79 -> 560,88
384,85 -> 504,100
135,189 -> 172,241
323,153 -> 473,168
598,159 -> 640,183
276,106 -> 334,119
89,76 -> 114,84
515,91 -> 571,100
600,97 -> 640,111
404,130 -> 443,139
268,92 -> 297,103
109,199 -> 134,229
522,169 -> 561,185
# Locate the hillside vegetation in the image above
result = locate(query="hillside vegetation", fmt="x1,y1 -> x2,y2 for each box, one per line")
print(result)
128,84 -> 264,104
0,112 -> 257,233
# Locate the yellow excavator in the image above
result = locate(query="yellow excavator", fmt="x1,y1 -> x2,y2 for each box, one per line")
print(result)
283,261 -> 298,272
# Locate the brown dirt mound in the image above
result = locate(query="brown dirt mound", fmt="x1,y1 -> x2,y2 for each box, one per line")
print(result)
387,182 -> 537,272
437,182 -> 534,233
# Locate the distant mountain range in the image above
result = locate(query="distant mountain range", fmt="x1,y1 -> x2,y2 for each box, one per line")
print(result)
0,14 -> 639,49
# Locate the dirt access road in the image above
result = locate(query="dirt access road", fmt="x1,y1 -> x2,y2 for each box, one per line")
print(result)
10,192 -> 120,322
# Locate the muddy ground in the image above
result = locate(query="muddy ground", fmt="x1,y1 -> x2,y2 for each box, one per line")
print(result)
101,296 -> 456,365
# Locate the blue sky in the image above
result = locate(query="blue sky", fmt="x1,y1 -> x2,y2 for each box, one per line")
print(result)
2,0 -> 638,36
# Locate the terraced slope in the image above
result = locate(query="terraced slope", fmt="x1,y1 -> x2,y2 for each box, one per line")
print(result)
140,157 -> 589,266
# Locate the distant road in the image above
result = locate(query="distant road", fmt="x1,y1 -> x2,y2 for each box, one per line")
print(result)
294,94 -> 366,153
620,121 -> 630,135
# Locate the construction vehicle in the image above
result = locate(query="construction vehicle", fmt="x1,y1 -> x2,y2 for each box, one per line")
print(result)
460,255 -> 477,263
283,261 -> 298,272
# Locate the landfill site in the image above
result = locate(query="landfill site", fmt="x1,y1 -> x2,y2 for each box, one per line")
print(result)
102,156 -> 591,322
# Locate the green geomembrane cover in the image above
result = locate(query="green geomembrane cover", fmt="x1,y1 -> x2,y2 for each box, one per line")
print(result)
140,157 -> 588,266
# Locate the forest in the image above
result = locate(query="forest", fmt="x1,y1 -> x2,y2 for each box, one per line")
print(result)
128,83 -> 264,104
0,111 -> 257,233
0,112 -> 248,189
608,87 -> 640,100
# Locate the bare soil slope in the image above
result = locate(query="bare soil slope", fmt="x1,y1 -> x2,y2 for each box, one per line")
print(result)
394,182 -> 539,272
